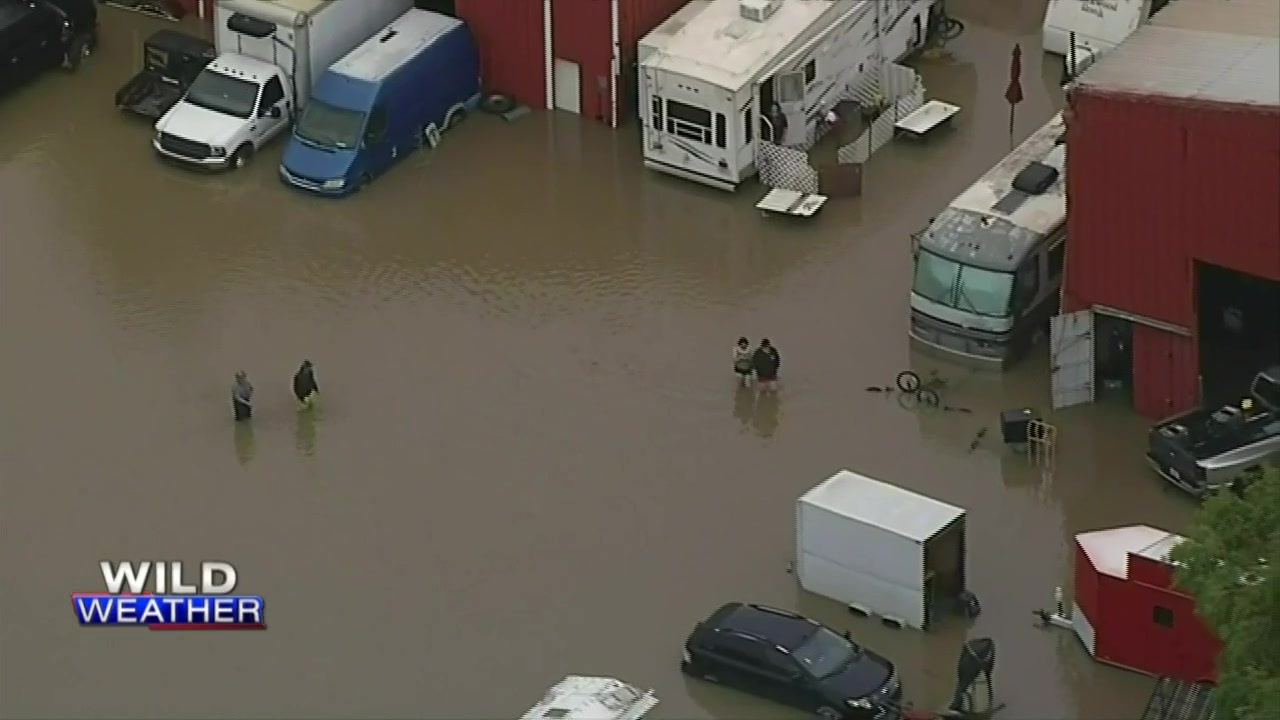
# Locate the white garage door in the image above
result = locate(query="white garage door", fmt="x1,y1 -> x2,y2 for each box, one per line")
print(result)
553,58 -> 581,114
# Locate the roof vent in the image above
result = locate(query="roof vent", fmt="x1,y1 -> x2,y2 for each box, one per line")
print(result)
380,29 -> 399,42
1012,161 -> 1059,195
739,0 -> 782,23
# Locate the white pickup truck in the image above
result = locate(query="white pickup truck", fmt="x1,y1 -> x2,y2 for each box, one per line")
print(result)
153,0 -> 409,170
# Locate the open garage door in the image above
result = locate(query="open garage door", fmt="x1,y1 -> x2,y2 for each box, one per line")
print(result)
1051,310 -> 1095,409
1196,262 -> 1280,407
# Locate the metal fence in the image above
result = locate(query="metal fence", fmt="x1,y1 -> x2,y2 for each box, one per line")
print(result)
757,142 -> 820,194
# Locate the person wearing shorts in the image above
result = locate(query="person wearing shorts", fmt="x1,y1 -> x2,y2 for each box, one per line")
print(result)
733,337 -> 753,386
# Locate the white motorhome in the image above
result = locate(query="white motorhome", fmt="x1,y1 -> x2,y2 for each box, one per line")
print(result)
1042,0 -> 1171,62
908,113 -> 1068,368
153,0 -> 410,171
522,676 -> 657,720
639,0 -> 941,191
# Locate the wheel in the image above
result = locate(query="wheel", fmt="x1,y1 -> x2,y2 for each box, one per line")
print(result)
918,387 -> 941,407
479,92 -> 515,115
444,105 -> 466,130
421,123 -> 441,149
354,173 -> 372,192
229,144 -> 253,170
896,370 -> 921,393
63,35 -> 91,71
816,707 -> 843,720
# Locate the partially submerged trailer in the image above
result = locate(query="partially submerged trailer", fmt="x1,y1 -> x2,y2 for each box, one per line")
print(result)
638,0 -> 941,191
796,469 -> 968,630
521,676 -> 657,720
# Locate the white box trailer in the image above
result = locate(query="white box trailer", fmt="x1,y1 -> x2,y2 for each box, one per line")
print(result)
638,0 -> 941,191
796,469 -> 967,630
1041,0 -> 1171,58
522,676 -> 658,720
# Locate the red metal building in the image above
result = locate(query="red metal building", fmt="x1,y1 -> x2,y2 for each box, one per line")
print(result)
1071,526 -> 1220,683
457,0 -> 690,126
1056,0 -> 1280,418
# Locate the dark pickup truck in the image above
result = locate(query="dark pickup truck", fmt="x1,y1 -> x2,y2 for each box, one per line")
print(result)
114,29 -> 214,119
1147,366 -> 1280,498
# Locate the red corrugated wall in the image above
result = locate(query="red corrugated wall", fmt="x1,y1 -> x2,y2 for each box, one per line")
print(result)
621,0 -> 690,53
456,0 -> 545,109
552,0 -> 612,122
1063,90 -> 1280,328
1131,325 -> 1199,419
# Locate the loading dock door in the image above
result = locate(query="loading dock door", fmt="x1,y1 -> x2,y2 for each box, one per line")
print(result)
1051,310 -> 1095,409
554,58 -> 581,114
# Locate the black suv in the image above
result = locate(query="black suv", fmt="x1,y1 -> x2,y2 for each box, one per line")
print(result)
1,0 -> 97,93
682,603 -> 903,720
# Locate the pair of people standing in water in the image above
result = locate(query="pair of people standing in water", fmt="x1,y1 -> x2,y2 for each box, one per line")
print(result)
232,360 -> 319,421
733,337 -> 782,390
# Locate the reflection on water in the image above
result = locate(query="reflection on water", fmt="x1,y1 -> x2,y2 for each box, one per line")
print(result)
0,2 -> 1193,719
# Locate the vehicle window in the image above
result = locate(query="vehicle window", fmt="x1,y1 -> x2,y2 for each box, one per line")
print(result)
912,251 -> 959,306
713,112 -> 726,149
1013,260 -> 1039,311
294,98 -> 366,149
184,69 -> 259,119
957,264 -> 1015,317
803,59 -> 817,85
742,106 -> 753,142
1048,242 -> 1066,279
259,76 -> 284,111
791,628 -> 857,679
650,96 -> 664,131
777,72 -> 804,103
365,106 -> 388,143
1251,375 -> 1279,410
763,648 -> 801,677
713,634 -> 765,668
664,99 -> 715,145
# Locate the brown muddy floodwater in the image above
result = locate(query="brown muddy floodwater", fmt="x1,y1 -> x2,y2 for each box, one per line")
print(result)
1,2 -> 1196,718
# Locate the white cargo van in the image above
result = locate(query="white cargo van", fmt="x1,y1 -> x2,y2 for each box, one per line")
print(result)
1042,0 -> 1170,58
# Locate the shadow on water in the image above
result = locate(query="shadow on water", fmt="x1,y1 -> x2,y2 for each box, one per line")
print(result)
295,405 -> 318,458
233,421 -> 255,466
752,391 -> 782,439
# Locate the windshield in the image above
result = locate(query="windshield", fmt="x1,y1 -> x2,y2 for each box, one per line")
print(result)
294,99 -> 366,149
913,250 -> 1015,318
1252,374 -> 1280,410
184,70 -> 258,119
791,628 -> 857,679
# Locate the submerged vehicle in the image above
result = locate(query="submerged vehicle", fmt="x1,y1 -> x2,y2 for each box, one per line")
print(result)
521,676 -> 657,720
115,30 -> 215,119
1147,366 -> 1280,498
1,0 -> 98,94
908,113 -> 1067,368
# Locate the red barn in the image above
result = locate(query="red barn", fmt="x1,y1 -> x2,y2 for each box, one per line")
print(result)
457,0 -> 691,126
1055,0 -> 1280,418
1070,526 -> 1220,683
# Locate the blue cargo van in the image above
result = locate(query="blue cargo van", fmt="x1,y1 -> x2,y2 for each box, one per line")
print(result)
279,9 -> 480,196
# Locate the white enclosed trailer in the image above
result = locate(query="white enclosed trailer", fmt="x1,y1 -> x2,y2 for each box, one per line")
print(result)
796,469 -> 968,630
522,676 -> 658,720
639,0 -> 940,191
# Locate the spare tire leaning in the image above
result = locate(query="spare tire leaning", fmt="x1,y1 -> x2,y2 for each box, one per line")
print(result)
480,93 -> 515,115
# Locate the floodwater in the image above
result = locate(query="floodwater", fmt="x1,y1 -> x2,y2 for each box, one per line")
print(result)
0,1 -> 1196,718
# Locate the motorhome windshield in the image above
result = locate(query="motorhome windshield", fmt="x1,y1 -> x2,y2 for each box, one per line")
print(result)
294,98 -> 366,149
913,250 -> 1015,318
184,70 -> 258,119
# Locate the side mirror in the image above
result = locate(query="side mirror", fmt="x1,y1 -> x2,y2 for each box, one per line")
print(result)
269,106 -> 282,119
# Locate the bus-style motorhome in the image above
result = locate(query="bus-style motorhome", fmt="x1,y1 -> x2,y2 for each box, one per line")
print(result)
908,113 -> 1068,368
638,0 -> 942,191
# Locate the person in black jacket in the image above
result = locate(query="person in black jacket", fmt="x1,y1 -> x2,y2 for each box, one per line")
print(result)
752,339 -> 781,392
292,360 -> 319,408
232,371 -> 253,421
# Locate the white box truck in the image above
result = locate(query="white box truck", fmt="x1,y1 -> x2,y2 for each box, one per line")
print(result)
153,0 -> 411,171
796,469 -> 968,631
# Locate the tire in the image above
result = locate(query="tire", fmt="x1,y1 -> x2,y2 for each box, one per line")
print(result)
63,35 -> 91,72
420,124 -> 441,149
480,92 -> 515,115
355,173 -> 372,192
895,370 -> 921,393
229,144 -> 253,170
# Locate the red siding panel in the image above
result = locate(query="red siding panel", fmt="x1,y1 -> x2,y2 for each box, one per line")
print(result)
621,0 -> 690,50
553,0 -> 612,122
1131,325 -> 1199,419
1064,89 -> 1280,329
456,0 -> 545,110
1073,543 -> 1100,626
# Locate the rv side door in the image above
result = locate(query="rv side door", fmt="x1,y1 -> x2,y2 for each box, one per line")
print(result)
775,70 -> 805,145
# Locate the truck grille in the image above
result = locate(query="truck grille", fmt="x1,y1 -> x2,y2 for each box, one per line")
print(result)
159,133 -> 211,159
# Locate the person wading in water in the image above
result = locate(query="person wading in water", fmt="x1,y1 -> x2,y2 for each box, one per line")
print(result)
752,338 -> 782,392
292,360 -> 319,409
232,371 -> 254,421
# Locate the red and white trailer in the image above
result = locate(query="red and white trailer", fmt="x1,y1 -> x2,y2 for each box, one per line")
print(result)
1062,525 -> 1220,682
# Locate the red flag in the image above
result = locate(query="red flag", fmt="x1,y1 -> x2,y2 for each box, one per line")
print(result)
1005,44 -> 1024,106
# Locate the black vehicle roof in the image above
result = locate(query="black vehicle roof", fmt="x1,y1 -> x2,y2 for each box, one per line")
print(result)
0,0 -> 34,33
707,602 -> 817,650
146,29 -> 215,57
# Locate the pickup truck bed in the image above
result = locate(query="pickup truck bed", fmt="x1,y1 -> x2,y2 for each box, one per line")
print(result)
116,73 -> 185,119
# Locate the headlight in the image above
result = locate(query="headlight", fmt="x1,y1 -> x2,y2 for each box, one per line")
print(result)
210,147 -> 227,158
846,697 -> 873,710
322,178 -> 346,190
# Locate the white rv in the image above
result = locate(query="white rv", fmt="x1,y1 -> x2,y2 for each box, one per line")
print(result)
1042,0 -> 1171,59
639,0 -> 941,191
